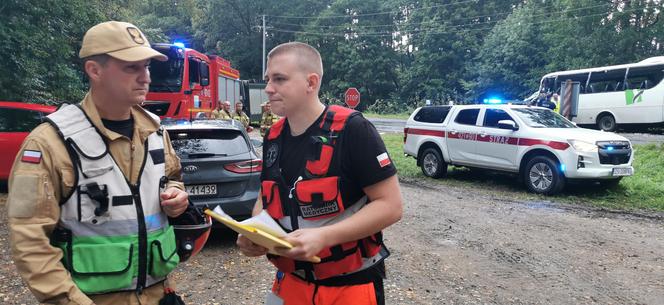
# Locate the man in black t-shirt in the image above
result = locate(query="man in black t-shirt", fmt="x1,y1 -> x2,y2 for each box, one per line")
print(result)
237,42 -> 403,305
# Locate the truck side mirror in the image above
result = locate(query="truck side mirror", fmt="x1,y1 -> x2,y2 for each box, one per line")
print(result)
497,120 -> 518,131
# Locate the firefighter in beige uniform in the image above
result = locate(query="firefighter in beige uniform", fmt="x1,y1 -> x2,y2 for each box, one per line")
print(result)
259,101 -> 279,137
7,21 -> 189,305
232,101 -> 253,131
211,100 -> 232,119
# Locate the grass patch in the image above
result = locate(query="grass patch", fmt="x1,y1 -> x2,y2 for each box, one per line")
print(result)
382,133 -> 664,211
363,112 -> 410,120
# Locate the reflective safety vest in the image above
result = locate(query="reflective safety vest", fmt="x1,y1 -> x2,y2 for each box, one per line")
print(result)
46,105 -> 178,295
551,96 -> 561,113
232,111 -> 251,128
261,105 -> 387,282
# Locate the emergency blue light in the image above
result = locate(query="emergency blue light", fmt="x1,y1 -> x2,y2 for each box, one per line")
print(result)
173,42 -> 186,48
606,146 -> 614,151
560,164 -> 566,172
483,98 -> 503,104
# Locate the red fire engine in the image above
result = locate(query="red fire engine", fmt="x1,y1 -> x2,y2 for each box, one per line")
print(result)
144,43 -> 242,119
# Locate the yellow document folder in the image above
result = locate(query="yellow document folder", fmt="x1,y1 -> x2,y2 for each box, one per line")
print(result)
204,208 -> 321,263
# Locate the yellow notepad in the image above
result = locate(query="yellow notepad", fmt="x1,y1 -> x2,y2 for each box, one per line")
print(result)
204,208 -> 321,263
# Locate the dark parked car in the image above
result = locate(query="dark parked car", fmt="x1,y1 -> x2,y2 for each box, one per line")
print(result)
163,119 -> 261,222
0,101 -> 56,182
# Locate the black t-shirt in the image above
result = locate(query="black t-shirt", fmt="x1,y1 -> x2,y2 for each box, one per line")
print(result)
265,109 -> 396,282
102,116 -> 135,139
275,110 -> 397,204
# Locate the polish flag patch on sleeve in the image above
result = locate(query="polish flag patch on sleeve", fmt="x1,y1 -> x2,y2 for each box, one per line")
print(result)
376,152 -> 391,168
21,150 -> 42,164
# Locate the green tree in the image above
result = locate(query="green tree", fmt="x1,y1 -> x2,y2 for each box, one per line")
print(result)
294,0 -> 401,111
192,0 -> 331,80
400,0 -> 521,105
467,1 -> 547,100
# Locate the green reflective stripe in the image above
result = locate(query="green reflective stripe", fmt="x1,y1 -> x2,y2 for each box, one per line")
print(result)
56,226 -> 177,294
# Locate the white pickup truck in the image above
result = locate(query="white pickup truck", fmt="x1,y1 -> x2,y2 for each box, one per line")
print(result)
403,104 -> 634,194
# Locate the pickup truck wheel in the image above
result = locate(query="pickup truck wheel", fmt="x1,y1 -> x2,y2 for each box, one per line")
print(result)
524,156 -> 565,195
421,148 -> 447,178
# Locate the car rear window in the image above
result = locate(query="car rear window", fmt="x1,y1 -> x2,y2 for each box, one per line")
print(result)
169,129 -> 250,157
413,106 -> 451,123
0,107 -> 45,132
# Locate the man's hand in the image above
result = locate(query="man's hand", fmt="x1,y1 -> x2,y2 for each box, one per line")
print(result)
276,228 -> 329,261
237,234 -> 269,257
160,187 -> 188,217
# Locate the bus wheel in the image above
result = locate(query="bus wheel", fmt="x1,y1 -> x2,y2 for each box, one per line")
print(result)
523,156 -> 565,195
597,113 -> 617,132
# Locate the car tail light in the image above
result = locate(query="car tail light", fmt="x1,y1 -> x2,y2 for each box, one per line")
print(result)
404,128 -> 409,143
224,159 -> 263,174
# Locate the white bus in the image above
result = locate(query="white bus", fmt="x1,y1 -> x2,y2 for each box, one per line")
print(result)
538,56 -> 664,131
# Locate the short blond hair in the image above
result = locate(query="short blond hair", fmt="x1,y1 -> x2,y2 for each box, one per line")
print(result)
267,42 -> 323,78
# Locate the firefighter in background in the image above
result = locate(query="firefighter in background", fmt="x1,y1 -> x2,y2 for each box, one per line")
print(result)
260,101 -> 279,137
237,42 -> 403,305
551,92 -> 561,113
212,100 -> 232,119
7,21 -> 191,305
232,101 -> 253,131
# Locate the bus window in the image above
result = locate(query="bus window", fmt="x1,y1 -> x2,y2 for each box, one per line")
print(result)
554,73 -> 589,94
587,69 -> 627,94
542,77 -> 557,93
626,64 -> 664,90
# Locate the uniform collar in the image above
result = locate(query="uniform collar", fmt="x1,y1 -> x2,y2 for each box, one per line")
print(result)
81,93 -> 160,141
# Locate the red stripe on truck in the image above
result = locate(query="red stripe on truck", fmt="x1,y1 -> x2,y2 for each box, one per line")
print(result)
518,138 -> 570,150
406,128 -> 446,137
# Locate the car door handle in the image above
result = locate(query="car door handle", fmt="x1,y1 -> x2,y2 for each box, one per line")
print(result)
449,130 -> 457,134
480,132 -> 487,137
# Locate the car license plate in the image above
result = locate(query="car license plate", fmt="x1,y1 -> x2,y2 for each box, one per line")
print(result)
186,184 -> 217,196
612,168 -> 633,177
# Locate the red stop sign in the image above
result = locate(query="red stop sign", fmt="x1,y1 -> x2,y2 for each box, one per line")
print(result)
345,87 -> 361,109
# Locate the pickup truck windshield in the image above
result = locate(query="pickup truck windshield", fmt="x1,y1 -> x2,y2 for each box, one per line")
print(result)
512,108 -> 576,128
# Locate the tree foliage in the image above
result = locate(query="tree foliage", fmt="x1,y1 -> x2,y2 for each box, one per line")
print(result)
2,0 -> 663,111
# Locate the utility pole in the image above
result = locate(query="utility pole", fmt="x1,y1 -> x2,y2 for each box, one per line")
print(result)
262,15 -> 266,78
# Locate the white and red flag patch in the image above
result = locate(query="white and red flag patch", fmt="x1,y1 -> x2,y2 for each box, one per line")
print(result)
21,150 -> 42,164
376,152 -> 391,168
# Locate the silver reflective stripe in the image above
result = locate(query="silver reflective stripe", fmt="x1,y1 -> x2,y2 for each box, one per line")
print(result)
277,196 -> 367,231
61,219 -> 138,237
60,212 -> 168,237
144,213 -> 169,233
